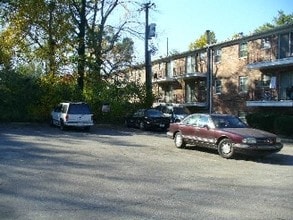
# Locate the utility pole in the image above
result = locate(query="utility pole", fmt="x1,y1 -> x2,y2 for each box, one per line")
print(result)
206,30 -> 213,114
143,2 -> 155,107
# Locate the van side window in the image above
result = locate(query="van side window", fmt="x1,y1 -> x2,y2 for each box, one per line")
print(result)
54,104 -> 62,112
61,105 -> 68,113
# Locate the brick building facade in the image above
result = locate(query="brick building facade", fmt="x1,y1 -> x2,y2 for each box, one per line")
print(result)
127,24 -> 293,116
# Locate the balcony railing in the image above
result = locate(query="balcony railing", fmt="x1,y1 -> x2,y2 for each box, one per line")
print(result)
247,87 -> 293,107
247,57 -> 293,69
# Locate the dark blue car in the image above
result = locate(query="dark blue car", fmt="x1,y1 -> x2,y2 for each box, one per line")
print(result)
125,109 -> 170,131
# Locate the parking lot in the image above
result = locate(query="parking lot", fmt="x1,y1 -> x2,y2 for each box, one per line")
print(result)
0,123 -> 293,220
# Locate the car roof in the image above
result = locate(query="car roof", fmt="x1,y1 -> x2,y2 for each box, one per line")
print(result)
60,102 -> 88,105
189,113 -> 236,117
157,104 -> 184,107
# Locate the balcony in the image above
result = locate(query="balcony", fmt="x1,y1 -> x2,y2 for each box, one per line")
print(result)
175,72 -> 207,80
153,76 -> 176,83
246,87 -> 293,107
246,100 -> 293,107
247,56 -> 293,70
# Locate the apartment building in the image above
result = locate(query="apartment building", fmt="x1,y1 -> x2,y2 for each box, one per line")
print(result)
128,24 -> 293,116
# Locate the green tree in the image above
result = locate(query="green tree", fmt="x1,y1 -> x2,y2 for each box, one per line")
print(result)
0,0 -> 147,123
189,31 -> 217,50
254,10 -> 293,33
0,0 -> 74,75
0,0 -> 139,81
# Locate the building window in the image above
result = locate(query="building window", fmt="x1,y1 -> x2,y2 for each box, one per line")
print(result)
199,52 -> 206,62
166,61 -> 173,77
186,55 -> 196,73
279,32 -> 292,58
239,42 -> 248,58
215,79 -> 222,94
239,76 -> 248,93
261,37 -> 271,49
291,32 -> 293,56
214,48 -> 221,63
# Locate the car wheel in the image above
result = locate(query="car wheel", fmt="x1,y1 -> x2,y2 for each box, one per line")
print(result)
139,121 -> 145,130
174,132 -> 186,148
60,119 -> 66,131
50,118 -> 54,127
218,138 -> 234,159
125,120 -> 130,128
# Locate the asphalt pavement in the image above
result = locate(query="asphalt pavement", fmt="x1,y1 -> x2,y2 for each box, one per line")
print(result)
0,123 -> 292,220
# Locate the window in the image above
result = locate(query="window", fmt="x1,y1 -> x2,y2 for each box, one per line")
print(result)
186,55 -> 196,73
61,105 -> 68,113
214,48 -> 221,63
261,38 -> 271,49
199,52 -> 206,62
239,76 -> 248,93
185,80 -> 195,103
279,32 -> 292,58
183,114 -> 199,126
166,61 -> 173,77
291,32 -> 293,56
215,79 -> 222,94
198,115 -> 209,127
239,42 -> 248,58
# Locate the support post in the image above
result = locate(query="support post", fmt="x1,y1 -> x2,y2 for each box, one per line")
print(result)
206,30 -> 213,114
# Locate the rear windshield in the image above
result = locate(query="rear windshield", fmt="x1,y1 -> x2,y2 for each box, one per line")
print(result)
146,109 -> 164,117
173,107 -> 190,115
211,115 -> 247,128
68,104 -> 92,114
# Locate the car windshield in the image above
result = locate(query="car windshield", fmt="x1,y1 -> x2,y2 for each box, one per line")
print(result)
68,104 -> 92,114
211,115 -> 247,128
173,107 -> 189,115
146,109 -> 164,117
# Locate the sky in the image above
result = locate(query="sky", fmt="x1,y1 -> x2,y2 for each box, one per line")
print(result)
134,0 -> 293,61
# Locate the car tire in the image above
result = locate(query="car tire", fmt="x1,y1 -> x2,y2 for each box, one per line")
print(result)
50,118 -> 54,127
218,138 -> 234,159
139,121 -> 145,130
174,132 -> 186,148
60,119 -> 66,131
125,120 -> 130,128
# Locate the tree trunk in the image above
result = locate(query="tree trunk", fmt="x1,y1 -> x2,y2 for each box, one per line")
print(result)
77,0 -> 86,91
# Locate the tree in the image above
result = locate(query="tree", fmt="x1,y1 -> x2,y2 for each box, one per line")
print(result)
103,37 -> 134,77
69,0 -> 86,90
64,0 -> 139,89
0,0 -> 74,74
0,0 -> 139,76
0,0 -> 147,122
254,10 -> 293,33
189,31 -> 217,50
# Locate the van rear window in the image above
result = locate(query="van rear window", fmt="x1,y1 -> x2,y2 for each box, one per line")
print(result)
68,104 -> 91,114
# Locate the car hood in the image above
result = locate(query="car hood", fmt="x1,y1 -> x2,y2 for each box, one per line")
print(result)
221,128 -> 277,138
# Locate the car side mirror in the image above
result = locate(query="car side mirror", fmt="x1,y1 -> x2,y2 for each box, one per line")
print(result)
203,124 -> 210,130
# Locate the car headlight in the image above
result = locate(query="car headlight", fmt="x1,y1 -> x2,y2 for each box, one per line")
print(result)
276,137 -> 282,143
242,137 -> 257,144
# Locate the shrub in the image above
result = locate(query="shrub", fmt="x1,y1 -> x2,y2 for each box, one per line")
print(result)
274,116 -> 293,136
246,113 -> 278,133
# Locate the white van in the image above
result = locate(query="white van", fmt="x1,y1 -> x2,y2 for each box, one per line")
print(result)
51,102 -> 94,131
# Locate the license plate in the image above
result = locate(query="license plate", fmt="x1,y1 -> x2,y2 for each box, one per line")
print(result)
160,124 -> 165,127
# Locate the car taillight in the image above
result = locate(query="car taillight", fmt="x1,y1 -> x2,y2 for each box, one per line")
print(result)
65,114 -> 69,121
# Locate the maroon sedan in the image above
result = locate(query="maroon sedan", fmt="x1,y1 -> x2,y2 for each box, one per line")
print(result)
167,113 -> 283,159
